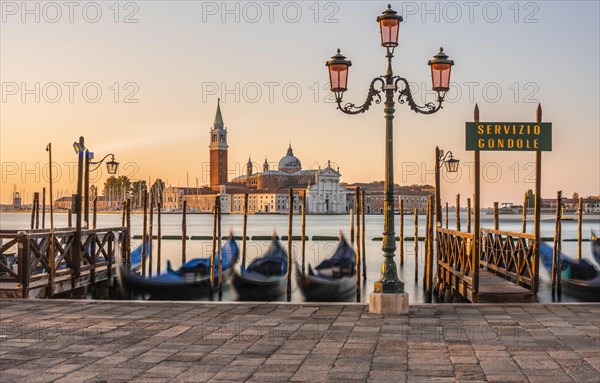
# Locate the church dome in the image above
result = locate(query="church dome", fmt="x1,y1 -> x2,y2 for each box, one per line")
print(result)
278,144 -> 301,173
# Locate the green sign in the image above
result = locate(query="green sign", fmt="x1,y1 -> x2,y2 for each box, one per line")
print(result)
466,122 -> 552,151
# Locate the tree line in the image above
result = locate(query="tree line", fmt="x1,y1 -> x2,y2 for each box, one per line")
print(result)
103,176 -> 166,209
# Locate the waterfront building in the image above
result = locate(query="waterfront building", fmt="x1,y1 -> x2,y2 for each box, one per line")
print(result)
53,195 -> 119,211
232,148 -> 347,214
346,183 -> 434,214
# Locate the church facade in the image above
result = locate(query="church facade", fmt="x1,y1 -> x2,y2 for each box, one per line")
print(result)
231,145 -> 347,214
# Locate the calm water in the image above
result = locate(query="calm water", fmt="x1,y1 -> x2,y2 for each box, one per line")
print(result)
1,211 -> 599,303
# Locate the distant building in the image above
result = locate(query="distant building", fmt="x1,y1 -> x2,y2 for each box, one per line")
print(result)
346,183 -> 434,214
232,148 -> 347,214
542,197 -> 600,214
12,191 -> 21,209
54,195 -> 119,211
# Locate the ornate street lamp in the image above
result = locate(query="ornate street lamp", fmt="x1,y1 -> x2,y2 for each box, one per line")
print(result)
428,47 -> 454,98
326,50 -> 352,102
326,4 -> 455,311
377,4 -> 403,47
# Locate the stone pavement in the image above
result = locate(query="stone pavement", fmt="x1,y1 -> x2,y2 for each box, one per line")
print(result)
0,300 -> 598,382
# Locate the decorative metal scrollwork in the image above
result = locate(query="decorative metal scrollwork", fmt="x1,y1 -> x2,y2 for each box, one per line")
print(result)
337,77 -> 385,115
336,76 -> 445,116
394,77 -> 443,115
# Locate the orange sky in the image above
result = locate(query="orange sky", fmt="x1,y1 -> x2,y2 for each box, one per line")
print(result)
1,2 -> 598,207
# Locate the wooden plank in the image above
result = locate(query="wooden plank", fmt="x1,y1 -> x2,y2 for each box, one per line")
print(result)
477,270 -> 536,303
480,227 -> 535,240
437,228 -> 474,239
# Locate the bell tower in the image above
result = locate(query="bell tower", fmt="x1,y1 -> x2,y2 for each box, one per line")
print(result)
209,99 -> 228,188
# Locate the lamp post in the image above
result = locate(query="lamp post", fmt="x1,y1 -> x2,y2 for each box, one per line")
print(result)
435,147 -> 460,227
73,137 -> 85,278
326,4 -> 454,313
84,152 -> 119,225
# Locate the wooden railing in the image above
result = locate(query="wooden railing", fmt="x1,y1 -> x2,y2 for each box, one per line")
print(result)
0,227 -> 126,298
479,228 -> 536,291
436,228 -> 476,302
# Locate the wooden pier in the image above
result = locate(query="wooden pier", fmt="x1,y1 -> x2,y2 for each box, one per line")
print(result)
0,227 -> 125,299
436,227 -> 538,303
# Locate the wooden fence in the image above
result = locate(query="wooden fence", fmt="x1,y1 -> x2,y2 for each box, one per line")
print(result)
0,227 -> 126,298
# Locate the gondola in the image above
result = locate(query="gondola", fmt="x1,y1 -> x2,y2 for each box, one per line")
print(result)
296,237 -> 357,302
119,238 -> 239,300
232,238 -> 288,300
592,231 -> 600,265
540,242 -> 600,301
129,241 -> 149,272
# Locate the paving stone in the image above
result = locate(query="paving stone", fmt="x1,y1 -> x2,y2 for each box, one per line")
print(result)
1,300 -> 599,383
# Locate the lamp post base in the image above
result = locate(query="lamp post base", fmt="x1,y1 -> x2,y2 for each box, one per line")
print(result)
369,292 -> 409,315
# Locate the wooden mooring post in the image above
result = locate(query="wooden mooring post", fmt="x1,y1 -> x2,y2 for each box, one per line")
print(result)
350,207 -> 354,245
423,196 -> 433,301
414,208 -> 418,283
361,190 -> 366,280
578,197 -> 583,260
141,190 -> 148,277
301,190 -> 306,275
47,144 -> 55,298
126,199 -> 131,270
42,187 -> 46,229
493,202 -> 499,230
355,187 -> 361,283
552,190 -> 562,298
217,198 -> 222,301
423,197 -> 431,288
355,188 -> 361,301
532,104 -> 543,295
157,202 -> 162,275
31,192 -> 38,229
467,197 -> 471,233
287,188 -> 293,302
92,196 -> 97,230
426,195 -> 434,302
209,197 -> 218,298
242,193 -> 249,270
522,192 -> 527,233
399,198 -> 404,266
182,200 -> 187,265
67,208 -> 72,228
148,197 -> 154,277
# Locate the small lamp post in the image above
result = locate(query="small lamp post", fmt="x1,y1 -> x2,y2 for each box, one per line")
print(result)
326,4 -> 455,314
435,148 -> 460,228
84,152 -> 119,225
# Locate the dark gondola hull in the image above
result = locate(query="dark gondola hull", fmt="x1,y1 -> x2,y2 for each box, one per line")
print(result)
232,271 -> 286,301
119,238 -> 239,300
540,242 -> 600,301
296,270 -> 357,302
119,265 -> 234,300
561,275 -> 600,301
